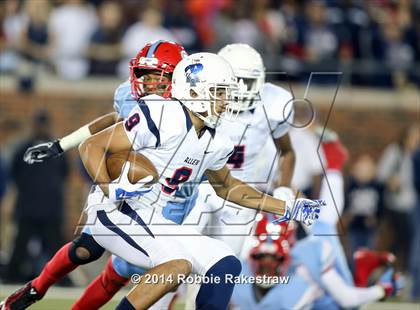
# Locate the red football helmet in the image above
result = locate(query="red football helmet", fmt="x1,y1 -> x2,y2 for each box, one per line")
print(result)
249,213 -> 297,287
129,40 -> 187,100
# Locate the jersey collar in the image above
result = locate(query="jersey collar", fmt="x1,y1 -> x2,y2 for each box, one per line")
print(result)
178,100 -> 215,138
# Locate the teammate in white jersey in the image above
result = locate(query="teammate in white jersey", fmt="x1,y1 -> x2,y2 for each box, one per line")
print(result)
78,53 -> 324,310
184,43 -> 296,256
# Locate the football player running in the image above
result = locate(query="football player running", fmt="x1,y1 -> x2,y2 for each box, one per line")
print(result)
231,214 -> 403,310
1,40 -> 189,310
77,52 -> 324,310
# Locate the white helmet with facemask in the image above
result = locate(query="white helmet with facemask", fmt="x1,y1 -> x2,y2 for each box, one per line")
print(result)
172,52 -> 239,128
218,43 -> 265,112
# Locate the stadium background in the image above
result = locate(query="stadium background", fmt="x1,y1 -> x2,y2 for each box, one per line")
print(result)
0,0 -> 419,308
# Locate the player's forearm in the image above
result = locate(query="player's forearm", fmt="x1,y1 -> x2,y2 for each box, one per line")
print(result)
273,134 -> 295,187
322,269 -> 385,308
78,138 -> 111,195
277,148 -> 295,187
88,112 -> 119,134
218,178 -> 286,216
59,112 -> 118,152
79,122 -> 135,196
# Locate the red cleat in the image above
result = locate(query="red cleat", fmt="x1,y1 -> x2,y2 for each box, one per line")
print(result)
0,282 -> 43,310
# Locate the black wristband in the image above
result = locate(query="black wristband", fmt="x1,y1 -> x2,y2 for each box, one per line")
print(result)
54,140 -> 64,154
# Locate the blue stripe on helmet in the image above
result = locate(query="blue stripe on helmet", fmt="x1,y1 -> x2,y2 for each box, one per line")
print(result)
146,40 -> 164,58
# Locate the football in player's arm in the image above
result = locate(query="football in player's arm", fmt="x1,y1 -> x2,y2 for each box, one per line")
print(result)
79,105 -> 321,226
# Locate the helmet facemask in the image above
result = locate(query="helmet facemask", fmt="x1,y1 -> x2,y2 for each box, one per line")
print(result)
217,43 -> 266,112
189,82 -> 240,128
130,58 -> 172,99
233,76 -> 263,111
247,213 -> 296,288
249,246 -> 290,289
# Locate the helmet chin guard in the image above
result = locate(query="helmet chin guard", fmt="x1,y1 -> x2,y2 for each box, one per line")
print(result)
172,53 -> 240,128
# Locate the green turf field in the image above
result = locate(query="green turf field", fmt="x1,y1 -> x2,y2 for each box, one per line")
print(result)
6,298 -> 118,310
1,285 -> 419,310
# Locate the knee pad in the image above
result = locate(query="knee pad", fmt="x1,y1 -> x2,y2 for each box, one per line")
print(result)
69,233 -> 105,265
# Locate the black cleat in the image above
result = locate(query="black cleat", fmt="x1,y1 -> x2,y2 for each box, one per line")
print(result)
0,282 -> 43,310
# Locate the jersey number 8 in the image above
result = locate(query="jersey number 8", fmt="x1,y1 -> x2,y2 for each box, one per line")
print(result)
162,167 -> 192,194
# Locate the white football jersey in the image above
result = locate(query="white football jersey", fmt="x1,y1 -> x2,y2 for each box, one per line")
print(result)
123,94 -> 234,208
220,82 -> 293,183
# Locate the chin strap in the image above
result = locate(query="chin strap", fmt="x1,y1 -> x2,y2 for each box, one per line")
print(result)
192,111 -> 221,129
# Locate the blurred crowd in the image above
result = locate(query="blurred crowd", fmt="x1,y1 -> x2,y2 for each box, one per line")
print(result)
343,125 -> 419,279
1,0 -> 419,88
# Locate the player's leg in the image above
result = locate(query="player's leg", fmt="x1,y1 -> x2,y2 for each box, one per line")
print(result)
74,254 -> 179,310
87,201 -> 195,309
110,256 -> 178,310
2,189 -> 110,309
148,292 -> 177,310
71,255 -> 135,310
115,234 -> 241,310
31,191 -> 109,296
116,259 -> 191,310
90,200 -> 240,309
1,230 -> 105,310
165,225 -> 241,309
33,230 -> 105,295
183,184 -> 254,308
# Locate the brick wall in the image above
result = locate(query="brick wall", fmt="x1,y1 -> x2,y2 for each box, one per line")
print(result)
318,105 -> 418,161
0,90 -> 418,238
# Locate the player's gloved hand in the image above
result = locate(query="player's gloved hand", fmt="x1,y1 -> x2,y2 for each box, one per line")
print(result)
273,198 -> 325,226
108,163 -> 153,202
273,186 -> 295,202
377,267 -> 404,299
23,140 -> 64,164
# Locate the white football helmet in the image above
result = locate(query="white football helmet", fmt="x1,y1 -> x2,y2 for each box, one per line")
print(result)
218,43 -> 265,111
172,52 -> 239,128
